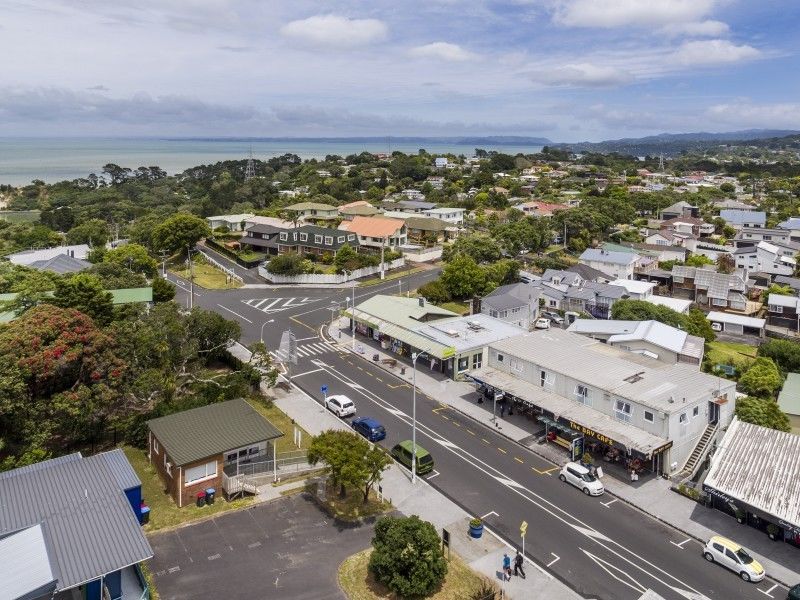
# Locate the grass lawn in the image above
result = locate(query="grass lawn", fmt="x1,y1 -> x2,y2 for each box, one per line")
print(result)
706,340 -> 758,368
246,396 -> 312,454
338,548 -> 498,600
438,301 -> 470,315
170,257 -> 243,290
122,445 -> 253,533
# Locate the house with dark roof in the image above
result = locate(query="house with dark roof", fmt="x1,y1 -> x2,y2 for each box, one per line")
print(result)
27,253 -> 92,274
147,399 -> 284,507
0,449 -> 152,600
480,282 -> 541,329
244,224 -> 359,256
671,266 -> 748,311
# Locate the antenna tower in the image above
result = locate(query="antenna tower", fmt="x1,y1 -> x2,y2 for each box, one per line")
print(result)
244,147 -> 256,181
658,153 -> 665,172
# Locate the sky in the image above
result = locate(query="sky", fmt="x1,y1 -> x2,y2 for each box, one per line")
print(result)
1,0 -> 799,141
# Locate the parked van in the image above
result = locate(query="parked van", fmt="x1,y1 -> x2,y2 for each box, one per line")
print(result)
391,440 -> 434,475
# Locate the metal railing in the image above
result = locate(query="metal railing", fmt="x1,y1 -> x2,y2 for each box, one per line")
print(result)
195,248 -> 244,283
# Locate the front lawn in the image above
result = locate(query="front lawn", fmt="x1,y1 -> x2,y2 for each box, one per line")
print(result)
437,301 -> 470,315
246,395 -> 312,453
338,548 -> 498,600
169,256 -> 243,289
706,340 -> 758,370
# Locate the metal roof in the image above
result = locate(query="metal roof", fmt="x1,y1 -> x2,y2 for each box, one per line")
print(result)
704,418 -> 800,530
99,448 -> 142,491
0,524 -> 58,600
27,254 -> 92,274
768,294 -> 800,308
706,311 -> 765,328
482,283 -> 539,311
110,287 -> 153,304
580,248 -> 640,266
147,399 -> 283,466
0,452 -> 152,592
645,294 -> 692,314
720,209 -> 766,226
778,373 -> 800,417
609,279 -> 656,295
346,295 -> 458,331
415,314 -> 525,354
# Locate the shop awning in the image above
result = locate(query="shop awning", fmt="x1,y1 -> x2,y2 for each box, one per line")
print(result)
467,368 -> 672,458
344,308 -> 455,360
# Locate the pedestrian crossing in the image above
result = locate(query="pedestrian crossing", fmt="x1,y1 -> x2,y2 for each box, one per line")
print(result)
269,340 -> 339,362
243,296 -> 319,314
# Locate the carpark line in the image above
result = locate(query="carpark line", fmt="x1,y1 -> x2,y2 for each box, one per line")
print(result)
533,466 -> 558,475
601,498 -> 618,508
670,538 -> 692,549
427,470 -> 441,480
547,553 -> 560,568
216,304 -> 253,323
481,510 -> 499,519
308,362 -> 709,597
759,583 -> 779,598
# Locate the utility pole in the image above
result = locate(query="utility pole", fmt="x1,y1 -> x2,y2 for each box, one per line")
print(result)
380,238 -> 386,280
187,244 -> 194,310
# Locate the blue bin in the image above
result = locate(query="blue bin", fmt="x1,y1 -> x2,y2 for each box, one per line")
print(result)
205,487 -> 216,505
140,506 -> 150,525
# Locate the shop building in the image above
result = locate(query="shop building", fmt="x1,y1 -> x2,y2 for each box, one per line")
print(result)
703,418 -> 800,549
467,329 -> 736,478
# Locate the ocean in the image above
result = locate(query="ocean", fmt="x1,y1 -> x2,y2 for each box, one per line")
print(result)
0,138 -> 544,186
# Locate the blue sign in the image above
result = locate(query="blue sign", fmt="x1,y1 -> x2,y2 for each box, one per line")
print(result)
321,385 -> 328,394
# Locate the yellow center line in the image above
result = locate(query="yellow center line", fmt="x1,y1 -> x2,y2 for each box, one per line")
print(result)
375,377 -> 383,382
452,422 -> 461,428
497,447 -> 507,454
481,438 -> 490,444
514,457 -> 524,464
357,366 -> 364,371
466,430 -> 475,435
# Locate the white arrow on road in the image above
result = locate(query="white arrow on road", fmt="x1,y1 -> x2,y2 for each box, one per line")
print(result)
580,547 -> 647,595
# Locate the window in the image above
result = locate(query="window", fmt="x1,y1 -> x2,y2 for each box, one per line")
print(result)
540,370 -> 554,388
692,406 -> 699,418
324,236 -> 333,245
614,400 -> 632,422
490,310 -> 498,318
152,439 -> 160,455
712,298 -> 727,306
472,353 -> 482,369
347,234 -> 356,241
679,413 -> 687,424
496,353 -> 504,363
185,460 -> 217,485
549,300 -> 557,307
500,310 -> 508,318
574,385 -> 591,406
299,233 -> 308,241
314,234 -> 323,244
458,357 -> 469,372
338,236 -> 345,243
511,307 -> 521,314
510,359 -> 523,373
770,304 -> 783,313
763,235 -> 772,241
644,410 -> 654,423
165,460 -> 172,477
279,232 -> 287,241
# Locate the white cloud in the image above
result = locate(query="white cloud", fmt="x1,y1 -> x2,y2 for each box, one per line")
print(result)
672,39 -> 760,66
661,20 -> 729,37
280,15 -> 387,48
553,0 -> 718,28
409,42 -> 475,62
531,63 -> 633,87
705,102 -> 800,129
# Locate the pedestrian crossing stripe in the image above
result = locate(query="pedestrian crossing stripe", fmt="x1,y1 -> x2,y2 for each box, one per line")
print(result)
243,297 -> 319,314
269,341 -> 336,361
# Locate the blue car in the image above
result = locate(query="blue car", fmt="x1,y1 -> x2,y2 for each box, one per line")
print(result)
351,417 -> 386,442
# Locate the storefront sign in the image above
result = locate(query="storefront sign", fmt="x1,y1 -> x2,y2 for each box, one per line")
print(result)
442,347 -> 456,359
651,441 -> 673,455
567,420 -> 615,447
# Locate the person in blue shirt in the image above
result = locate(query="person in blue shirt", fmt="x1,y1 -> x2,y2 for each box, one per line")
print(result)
502,553 -> 511,580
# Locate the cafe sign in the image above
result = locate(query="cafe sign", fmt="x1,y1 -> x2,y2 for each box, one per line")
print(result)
568,420 -> 615,447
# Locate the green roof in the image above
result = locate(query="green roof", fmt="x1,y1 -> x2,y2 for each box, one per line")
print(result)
778,373 -> 800,417
147,399 -> 283,466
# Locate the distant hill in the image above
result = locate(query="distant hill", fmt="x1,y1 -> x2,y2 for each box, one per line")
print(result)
170,135 -> 553,146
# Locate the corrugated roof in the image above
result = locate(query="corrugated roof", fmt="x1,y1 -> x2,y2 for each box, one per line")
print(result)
580,248 -> 640,266
415,314 -> 525,354
27,254 -> 92,274
347,295 -> 458,331
706,311 -> 765,328
767,294 -> 800,308
99,448 -> 142,491
0,524 -> 58,600
482,283 -> 539,311
720,209 -> 766,226
147,399 -> 283,466
704,418 -> 800,530
284,202 -> 337,211
345,216 -> 405,238
0,453 -> 152,591
110,287 -> 153,304
778,373 -> 800,417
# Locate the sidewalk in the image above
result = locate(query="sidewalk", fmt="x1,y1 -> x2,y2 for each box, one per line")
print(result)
327,318 -> 800,588
264,380 -> 581,600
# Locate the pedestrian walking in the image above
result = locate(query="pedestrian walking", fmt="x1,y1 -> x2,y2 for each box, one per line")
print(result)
500,401 -> 506,418
514,551 -> 526,578
502,553 -> 511,581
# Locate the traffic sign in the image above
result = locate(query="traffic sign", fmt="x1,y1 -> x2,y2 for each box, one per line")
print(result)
520,520 -> 528,537
321,385 -> 328,394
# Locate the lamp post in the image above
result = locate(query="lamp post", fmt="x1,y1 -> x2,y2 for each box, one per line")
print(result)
411,348 -> 431,484
260,319 -> 275,344
344,270 -> 356,351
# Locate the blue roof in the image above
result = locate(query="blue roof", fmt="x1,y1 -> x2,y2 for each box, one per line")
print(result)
720,209 -> 766,226
778,217 -> 800,230
353,416 -> 383,428
579,248 -> 639,266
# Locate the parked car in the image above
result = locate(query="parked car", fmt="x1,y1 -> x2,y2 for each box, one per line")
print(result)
546,312 -> 564,325
559,462 -> 604,496
788,583 -> 800,600
351,416 -> 386,442
703,535 -> 765,582
325,394 -> 356,418
534,318 -> 551,330
391,440 -> 434,475
711,322 -> 723,332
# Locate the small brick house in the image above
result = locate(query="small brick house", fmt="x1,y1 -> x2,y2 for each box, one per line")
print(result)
147,399 -> 283,507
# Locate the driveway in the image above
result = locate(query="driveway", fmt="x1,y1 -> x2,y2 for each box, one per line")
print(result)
147,494 -> 375,600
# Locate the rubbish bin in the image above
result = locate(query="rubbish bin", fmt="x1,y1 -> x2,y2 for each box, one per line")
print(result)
196,490 -> 206,508
205,488 -> 216,505
140,505 -> 151,525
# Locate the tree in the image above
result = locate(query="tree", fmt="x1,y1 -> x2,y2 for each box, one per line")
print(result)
757,339 -> 800,374
611,299 -> 685,330
333,244 -> 360,273
66,218 -> 110,246
442,233 -> 502,264
50,273 -> 114,325
686,308 -> 716,342
361,446 -> 392,503
440,255 -> 486,300
87,262 -> 147,290
308,429 -> 368,497
249,342 -> 279,388
152,213 -> 211,255
735,396 -> 791,432
185,308 -> 241,363
266,253 -> 314,275
716,253 -> 735,274
103,243 -> 158,276
738,357 -> 783,398
416,280 -> 451,304
761,283 -> 793,303
685,254 -> 715,267
152,276 -> 176,303
719,182 -> 736,194
368,515 -> 448,597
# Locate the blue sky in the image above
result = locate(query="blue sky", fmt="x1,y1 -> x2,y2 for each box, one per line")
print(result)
1,0 -> 799,140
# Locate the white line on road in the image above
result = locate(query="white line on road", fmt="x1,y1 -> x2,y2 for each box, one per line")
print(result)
580,548 -> 647,595
758,583 -> 779,598
248,541 -> 262,549
481,510 -> 499,519
207,553 -> 221,561
292,368 -> 324,378
167,566 -> 180,574
295,336 -> 320,342
670,538 -> 692,549
601,498 -> 618,508
426,470 -> 441,480
546,553 -> 560,568
216,304 -> 253,323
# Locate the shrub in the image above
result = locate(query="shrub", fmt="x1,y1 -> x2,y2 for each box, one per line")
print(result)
417,280 -> 451,304
469,517 -> 482,528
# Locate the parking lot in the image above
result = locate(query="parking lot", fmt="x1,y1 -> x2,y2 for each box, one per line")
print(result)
148,493 -> 377,600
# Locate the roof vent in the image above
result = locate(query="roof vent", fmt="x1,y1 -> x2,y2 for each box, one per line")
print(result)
623,371 -> 645,383
467,321 -> 483,331
445,329 -> 460,337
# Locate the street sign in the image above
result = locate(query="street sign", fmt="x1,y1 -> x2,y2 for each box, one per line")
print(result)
321,385 -> 328,394
520,521 -> 528,537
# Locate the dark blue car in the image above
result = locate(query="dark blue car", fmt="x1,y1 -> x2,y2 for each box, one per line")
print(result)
351,417 -> 386,442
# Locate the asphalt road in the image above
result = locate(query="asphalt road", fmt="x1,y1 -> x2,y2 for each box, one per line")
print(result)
167,267 -> 791,600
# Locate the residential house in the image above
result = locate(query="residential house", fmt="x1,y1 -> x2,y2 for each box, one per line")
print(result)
778,217 -> 800,242
734,241 -> 797,277
579,248 -> 641,280
660,216 -> 714,238
567,319 -> 705,365
148,399 -> 284,507
380,200 -> 437,213
720,209 -> 766,229
338,216 -> 407,251
562,281 -> 628,319
6,244 -> 90,266
0,450 -> 153,600
518,200 -> 568,217
645,230 -> 683,246
468,328 -> 735,478
734,227 -> 794,247
245,215 -> 294,229
241,223 -> 284,253
660,200 -> 698,220
421,207 -> 466,225
434,157 -> 448,168
399,215 -> 450,245
706,311 -> 765,338
777,373 -> 800,432
712,199 -> 755,212
609,279 -> 656,300
481,283 -> 541,329
26,253 -> 92,274
671,266 -> 747,311
283,202 -> 339,220
206,213 -> 255,232
338,201 -> 381,220
259,225 -> 359,256
767,293 -> 800,332
775,275 -> 800,294
566,263 -> 614,283
625,242 -> 687,263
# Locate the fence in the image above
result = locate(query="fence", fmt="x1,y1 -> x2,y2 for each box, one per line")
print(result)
258,258 -> 405,284
195,248 -> 244,283
205,238 -> 265,268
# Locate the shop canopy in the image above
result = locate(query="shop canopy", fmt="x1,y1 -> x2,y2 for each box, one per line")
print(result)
344,308 -> 456,360
467,367 -> 672,459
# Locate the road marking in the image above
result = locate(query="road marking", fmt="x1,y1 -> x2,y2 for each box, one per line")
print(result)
289,315 -> 316,332
546,553 -> 560,568
497,447 -> 507,454
452,421 -> 461,427
467,429 -> 476,435
533,466 -> 558,475
248,541 -> 262,549
670,538 -> 692,549
375,377 -> 383,382
167,566 -> 180,574
216,304 -> 253,323
295,336 -> 319,342
432,406 -> 449,414
580,548 -> 647,595
481,438 -> 490,444
426,470 -> 440,480
208,553 -> 221,561
514,457 -> 524,464
387,383 -> 410,389
601,498 -> 618,508
758,584 -> 779,598
481,510 -> 499,519
345,382 -> 364,390
292,368 -> 324,378
436,439 -> 459,449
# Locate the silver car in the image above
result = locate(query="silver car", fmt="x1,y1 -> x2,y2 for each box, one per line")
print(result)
559,462 -> 604,496
325,394 -> 356,418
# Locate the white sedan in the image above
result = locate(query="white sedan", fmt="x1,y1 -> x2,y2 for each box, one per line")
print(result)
325,394 -> 356,418
534,318 -> 551,330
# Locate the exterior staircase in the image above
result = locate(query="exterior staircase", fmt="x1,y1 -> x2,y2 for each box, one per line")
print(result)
222,472 -> 259,498
674,423 -> 717,481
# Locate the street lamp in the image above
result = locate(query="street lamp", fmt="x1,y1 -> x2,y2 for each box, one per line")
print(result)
411,348 -> 432,484
260,319 -> 275,344
343,270 -> 356,351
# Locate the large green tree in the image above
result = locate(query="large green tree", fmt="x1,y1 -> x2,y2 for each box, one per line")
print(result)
152,213 -> 211,254
103,243 -> 158,276
610,299 -> 685,330
151,276 -> 176,303
66,218 -> 110,246
735,396 -> 791,432
50,273 -> 114,325
186,308 -> 242,363
738,357 -> 783,398
757,339 -> 800,374
308,429 -> 369,497
368,515 -> 448,597
440,255 -> 486,300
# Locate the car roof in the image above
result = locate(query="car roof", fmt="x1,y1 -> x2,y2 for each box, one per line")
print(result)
355,417 -> 382,427
328,394 -> 352,403
709,536 -> 742,551
397,440 -> 430,455
565,461 -> 590,473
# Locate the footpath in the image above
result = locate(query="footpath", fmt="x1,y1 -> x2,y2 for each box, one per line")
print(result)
325,317 -> 800,589
262,380 -> 580,600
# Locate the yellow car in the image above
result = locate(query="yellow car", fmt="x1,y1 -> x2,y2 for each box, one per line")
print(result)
703,535 -> 765,583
